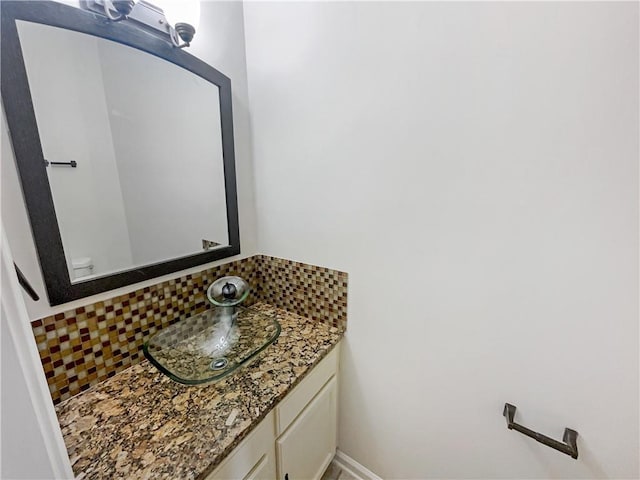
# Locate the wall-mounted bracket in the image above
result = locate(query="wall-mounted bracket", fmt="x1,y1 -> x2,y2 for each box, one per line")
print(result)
44,159 -> 77,168
503,403 -> 578,459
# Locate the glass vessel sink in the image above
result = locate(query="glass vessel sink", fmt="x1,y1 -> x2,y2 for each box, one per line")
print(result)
143,306 -> 280,384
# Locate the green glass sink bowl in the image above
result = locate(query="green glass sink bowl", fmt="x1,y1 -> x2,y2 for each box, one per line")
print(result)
143,306 -> 281,385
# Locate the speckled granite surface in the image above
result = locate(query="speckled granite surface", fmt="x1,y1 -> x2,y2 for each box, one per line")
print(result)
55,303 -> 343,480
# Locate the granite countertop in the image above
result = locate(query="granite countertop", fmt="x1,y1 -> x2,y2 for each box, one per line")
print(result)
55,303 -> 343,480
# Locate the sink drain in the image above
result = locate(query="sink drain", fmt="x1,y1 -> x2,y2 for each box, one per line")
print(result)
210,357 -> 229,371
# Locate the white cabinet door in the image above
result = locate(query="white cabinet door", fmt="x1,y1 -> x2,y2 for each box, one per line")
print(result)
276,346 -> 339,435
276,376 -> 337,480
207,411 -> 276,480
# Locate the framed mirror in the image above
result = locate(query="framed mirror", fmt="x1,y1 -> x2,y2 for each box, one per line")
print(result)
1,1 -> 240,306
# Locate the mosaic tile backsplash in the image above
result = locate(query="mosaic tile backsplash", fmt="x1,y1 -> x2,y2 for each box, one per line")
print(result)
30,255 -> 347,405
256,255 -> 347,330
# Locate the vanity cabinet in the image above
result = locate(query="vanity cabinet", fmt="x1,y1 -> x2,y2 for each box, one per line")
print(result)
207,344 -> 340,480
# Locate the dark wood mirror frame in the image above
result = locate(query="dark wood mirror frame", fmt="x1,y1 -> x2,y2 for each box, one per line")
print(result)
1,0 -> 240,306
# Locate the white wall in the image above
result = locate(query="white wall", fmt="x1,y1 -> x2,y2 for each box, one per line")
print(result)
2,0 -> 258,321
16,21 -> 134,278
243,2 -> 639,478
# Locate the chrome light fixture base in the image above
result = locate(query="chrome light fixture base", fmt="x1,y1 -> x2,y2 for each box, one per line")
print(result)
111,0 -> 135,18
82,0 -> 195,48
83,0 -> 136,22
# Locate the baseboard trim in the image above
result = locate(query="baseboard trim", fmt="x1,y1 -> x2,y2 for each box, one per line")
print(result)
333,449 -> 382,480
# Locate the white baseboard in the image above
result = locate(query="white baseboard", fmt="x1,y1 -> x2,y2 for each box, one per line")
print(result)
333,449 -> 383,480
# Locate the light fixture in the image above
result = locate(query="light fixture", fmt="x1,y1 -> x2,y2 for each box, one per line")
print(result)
101,0 -> 135,21
84,0 -> 138,22
155,0 -> 200,48
83,0 -> 200,48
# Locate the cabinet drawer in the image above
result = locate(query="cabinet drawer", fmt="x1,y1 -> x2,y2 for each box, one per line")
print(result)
275,344 -> 339,435
206,411 -> 276,480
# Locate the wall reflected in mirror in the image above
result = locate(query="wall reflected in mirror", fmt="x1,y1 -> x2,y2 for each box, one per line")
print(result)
16,20 -> 229,283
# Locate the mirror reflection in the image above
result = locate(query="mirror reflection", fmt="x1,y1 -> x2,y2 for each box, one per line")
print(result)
17,20 -> 229,283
